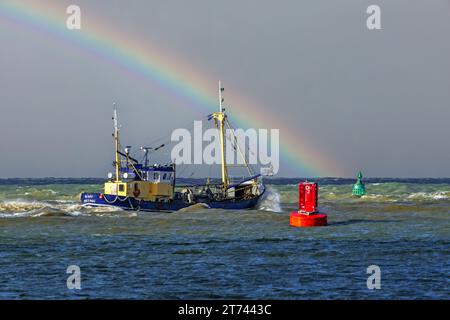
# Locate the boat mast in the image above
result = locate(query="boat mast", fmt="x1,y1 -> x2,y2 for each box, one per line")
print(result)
113,104 -> 121,182
212,81 -> 229,189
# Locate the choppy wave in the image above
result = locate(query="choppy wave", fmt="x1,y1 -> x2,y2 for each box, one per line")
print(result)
407,192 -> 448,200
257,187 -> 282,212
0,178 -> 448,300
0,199 -> 125,218
274,182 -> 450,204
178,203 -> 210,212
0,180 -> 449,218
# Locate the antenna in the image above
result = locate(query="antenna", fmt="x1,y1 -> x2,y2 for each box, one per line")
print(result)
140,144 -> 165,166
219,80 -> 224,112
140,146 -> 152,166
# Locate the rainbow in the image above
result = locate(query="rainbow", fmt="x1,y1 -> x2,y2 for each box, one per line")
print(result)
0,1 -> 344,177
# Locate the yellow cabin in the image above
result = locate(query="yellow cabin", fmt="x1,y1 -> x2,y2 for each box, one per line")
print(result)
104,167 -> 175,201
104,179 -> 174,201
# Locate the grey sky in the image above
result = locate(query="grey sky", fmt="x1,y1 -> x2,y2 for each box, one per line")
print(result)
0,0 -> 449,178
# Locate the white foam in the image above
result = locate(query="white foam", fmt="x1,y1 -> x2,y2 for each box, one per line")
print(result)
407,192 -> 448,200
257,187 -> 282,212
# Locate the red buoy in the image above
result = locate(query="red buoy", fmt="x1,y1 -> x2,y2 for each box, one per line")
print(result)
290,212 -> 328,227
290,182 -> 328,227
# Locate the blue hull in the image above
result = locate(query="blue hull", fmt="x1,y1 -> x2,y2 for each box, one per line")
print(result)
81,187 -> 265,212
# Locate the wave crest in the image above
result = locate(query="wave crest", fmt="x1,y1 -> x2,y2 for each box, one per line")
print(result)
0,199 -> 124,218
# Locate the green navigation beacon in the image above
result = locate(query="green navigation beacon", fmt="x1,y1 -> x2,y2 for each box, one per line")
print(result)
352,171 -> 366,197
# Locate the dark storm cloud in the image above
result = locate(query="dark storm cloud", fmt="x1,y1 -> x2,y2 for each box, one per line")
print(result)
0,0 -> 449,177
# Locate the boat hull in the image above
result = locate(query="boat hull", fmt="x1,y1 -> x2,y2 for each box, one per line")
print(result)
81,186 -> 265,212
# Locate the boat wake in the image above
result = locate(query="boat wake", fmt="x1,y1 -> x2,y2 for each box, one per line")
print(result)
257,187 -> 282,212
177,203 -> 211,212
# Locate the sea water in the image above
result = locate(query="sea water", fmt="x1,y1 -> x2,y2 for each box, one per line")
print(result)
0,178 -> 448,299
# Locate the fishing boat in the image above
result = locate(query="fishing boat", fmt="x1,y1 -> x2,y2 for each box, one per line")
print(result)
81,82 -> 266,212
